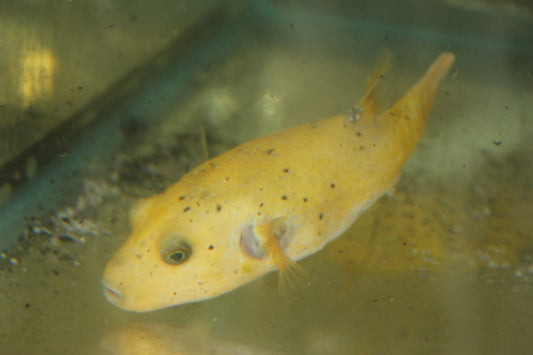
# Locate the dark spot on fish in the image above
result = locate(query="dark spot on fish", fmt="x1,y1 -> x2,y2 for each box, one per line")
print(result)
25,303 -> 31,309
372,144 -> 376,147
135,254 -> 142,259
173,292 -> 177,296
356,132 -> 362,136
343,124 -> 347,127
196,201 -> 200,206
337,250 -> 344,253
359,146 -> 365,150
319,213 -> 324,220
289,23 -> 294,30
492,140 -> 502,146
189,219 -> 193,223
183,206 -> 191,212
216,204 -> 222,212
303,197 -> 308,202
281,195 -> 288,200
259,187 -> 264,191
146,249 -> 151,253
179,195 -> 186,200
330,183 -> 335,188
208,245 -> 215,250
283,168 -> 290,173
210,162 -> 217,169
259,203 -> 264,208
225,176 -> 230,181
52,269 -> 59,276
267,148 -> 275,155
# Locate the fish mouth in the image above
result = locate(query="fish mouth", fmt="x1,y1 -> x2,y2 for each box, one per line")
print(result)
102,282 -> 123,305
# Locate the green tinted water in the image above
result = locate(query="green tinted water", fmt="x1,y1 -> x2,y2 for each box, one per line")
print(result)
1,1 -> 532,354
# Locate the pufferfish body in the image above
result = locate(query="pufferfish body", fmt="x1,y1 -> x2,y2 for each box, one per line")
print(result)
102,52 -> 455,312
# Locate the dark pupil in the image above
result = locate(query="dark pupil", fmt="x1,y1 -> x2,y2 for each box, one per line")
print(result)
169,251 -> 185,262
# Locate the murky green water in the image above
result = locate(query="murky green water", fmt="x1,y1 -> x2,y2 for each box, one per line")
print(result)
1,1 -> 532,354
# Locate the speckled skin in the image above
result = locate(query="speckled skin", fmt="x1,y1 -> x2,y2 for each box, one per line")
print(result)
102,53 -> 455,312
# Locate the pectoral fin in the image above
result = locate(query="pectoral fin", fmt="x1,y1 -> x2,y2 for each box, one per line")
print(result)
240,217 -> 306,294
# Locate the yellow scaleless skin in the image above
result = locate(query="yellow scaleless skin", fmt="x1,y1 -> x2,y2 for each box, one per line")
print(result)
102,52 -> 455,312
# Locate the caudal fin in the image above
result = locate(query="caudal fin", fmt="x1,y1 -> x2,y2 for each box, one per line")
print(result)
381,52 -> 455,154
419,53 -> 455,89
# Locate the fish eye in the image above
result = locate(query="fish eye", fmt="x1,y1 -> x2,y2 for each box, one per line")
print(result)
162,243 -> 191,265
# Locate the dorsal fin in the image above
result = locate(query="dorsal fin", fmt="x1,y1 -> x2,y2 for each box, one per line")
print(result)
358,49 -> 392,119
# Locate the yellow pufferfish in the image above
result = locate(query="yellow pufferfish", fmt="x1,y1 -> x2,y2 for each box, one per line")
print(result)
102,52 -> 455,312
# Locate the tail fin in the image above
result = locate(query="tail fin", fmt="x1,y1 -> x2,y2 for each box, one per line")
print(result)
381,52 -> 455,154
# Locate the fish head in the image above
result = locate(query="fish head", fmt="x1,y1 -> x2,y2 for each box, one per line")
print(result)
101,193 -> 272,312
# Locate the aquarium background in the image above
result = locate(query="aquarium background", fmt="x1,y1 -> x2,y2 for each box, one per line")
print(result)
0,0 -> 532,354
